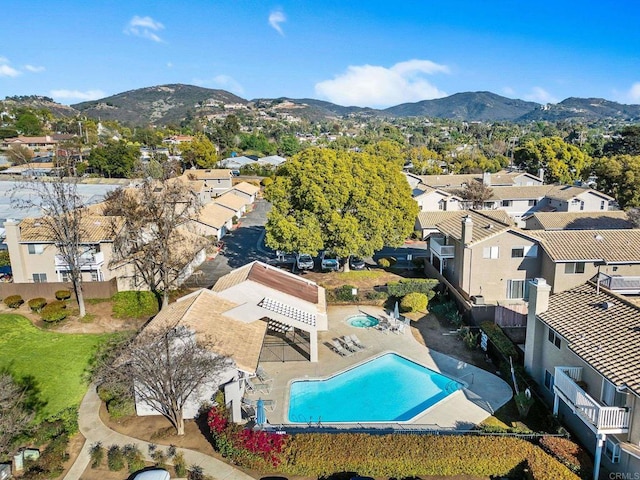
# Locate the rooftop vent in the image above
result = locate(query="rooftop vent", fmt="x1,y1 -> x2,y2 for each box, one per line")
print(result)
484,223 -> 493,229
594,234 -> 604,241
600,301 -> 614,310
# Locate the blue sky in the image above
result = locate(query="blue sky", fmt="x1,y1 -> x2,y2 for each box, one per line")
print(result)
1,0 -> 639,108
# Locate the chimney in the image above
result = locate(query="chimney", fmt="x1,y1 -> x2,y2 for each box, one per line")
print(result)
537,168 -> 544,183
524,278 -> 552,373
482,171 -> 491,186
461,215 -> 473,245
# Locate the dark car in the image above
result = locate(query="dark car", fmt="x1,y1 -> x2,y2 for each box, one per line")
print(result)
349,256 -> 366,270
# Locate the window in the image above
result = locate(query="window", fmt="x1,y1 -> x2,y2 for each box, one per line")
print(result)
612,266 -> 618,272
564,262 -> 586,274
600,200 -> 606,210
501,200 -> 512,207
580,201 -> 585,211
605,437 -> 621,463
32,273 -> 47,283
483,246 -> 499,259
528,199 -> 538,207
90,271 -> 99,282
512,247 -> 525,258
525,245 -> 538,257
602,379 -> 628,407
548,329 -> 561,349
438,200 -> 445,210
60,271 -> 70,282
507,279 -> 530,299
544,370 -> 554,391
28,244 -> 44,255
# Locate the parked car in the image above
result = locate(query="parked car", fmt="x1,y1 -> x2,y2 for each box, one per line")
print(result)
320,250 -> 340,271
132,469 -> 171,480
296,253 -> 315,271
349,256 -> 366,270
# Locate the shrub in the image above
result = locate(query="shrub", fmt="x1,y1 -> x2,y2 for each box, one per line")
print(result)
334,284 -> 357,302
4,295 -> 24,308
459,326 -> 478,349
400,292 -> 428,312
41,302 -> 68,323
377,257 -> 396,268
123,444 -> 145,473
260,177 -> 273,187
54,290 -> 71,301
188,465 -> 205,480
539,436 -> 593,479
25,431 -> 69,478
28,297 -> 47,312
173,452 -> 188,478
107,445 -> 125,471
387,278 -> 438,297
106,397 -> 136,419
481,322 -> 519,359
90,442 -> 104,468
364,290 -> 388,301
112,291 -> 159,319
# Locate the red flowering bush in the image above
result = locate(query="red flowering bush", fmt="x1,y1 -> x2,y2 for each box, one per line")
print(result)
206,405 -> 288,469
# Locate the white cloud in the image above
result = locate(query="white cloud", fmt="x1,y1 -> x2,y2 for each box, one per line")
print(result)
502,86 -> 515,96
0,56 -> 8,63
0,57 -> 21,77
314,59 -> 449,107
24,64 -> 45,73
269,10 -> 286,35
523,86 -> 558,104
49,89 -> 105,102
627,82 -> 640,103
193,75 -> 245,95
124,15 -> 165,42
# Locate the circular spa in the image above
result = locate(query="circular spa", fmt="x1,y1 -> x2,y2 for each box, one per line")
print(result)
288,352 -> 463,423
346,313 -> 380,328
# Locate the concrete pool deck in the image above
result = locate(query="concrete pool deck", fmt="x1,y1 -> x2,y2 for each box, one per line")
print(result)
245,304 -> 513,430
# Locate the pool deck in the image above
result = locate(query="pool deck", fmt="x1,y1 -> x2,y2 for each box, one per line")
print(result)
245,305 -> 513,431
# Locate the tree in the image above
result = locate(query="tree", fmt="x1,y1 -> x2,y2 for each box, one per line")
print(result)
0,372 -> 36,455
603,126 -> 640,156
628,207 -> 640,227
88,140 -> 138,178
513,136 -> 591,184
13,109 -> 43,135
103,178 -> 206,308
264,148 -> 418,270
179,133 -> 218,169
457,180 -> 494,209
407,146 -> 442,174
592,155 -> 640,209
277,135 -> 302,157
94,325 -> 230,436
239,133 -> 275,156
11,175 -> 90,316
5,144 -> 34,164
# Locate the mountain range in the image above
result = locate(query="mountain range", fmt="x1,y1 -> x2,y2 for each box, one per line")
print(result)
8,84 -> 640,126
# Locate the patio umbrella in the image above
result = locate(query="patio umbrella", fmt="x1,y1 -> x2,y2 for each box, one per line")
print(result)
256,398 -> 266,427
393,301 -> 400,322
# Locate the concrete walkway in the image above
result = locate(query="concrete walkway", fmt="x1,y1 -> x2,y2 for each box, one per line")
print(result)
64,385 -> 254,480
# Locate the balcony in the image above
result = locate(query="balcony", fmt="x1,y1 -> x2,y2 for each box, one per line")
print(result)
554,367 -> 630,433
55,251 -> 104,269
595,273 -> 640,295
430,236 -> 455,259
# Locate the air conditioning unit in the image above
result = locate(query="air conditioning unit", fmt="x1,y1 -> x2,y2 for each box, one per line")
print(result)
471,295 -> 485,305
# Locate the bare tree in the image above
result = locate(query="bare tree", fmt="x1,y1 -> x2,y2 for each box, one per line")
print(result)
104,177 -> 206,308
628,207 -> 640,228
0,373 -> 35,455
11,175 -> 89,316
95,325 -> 231,435
5,144 -> 34,165
457,180 -> 494,210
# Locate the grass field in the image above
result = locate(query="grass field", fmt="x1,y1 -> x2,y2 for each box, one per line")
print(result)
0,314 -> 116,420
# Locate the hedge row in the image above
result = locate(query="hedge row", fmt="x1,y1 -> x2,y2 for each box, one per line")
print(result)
387,278 -> 439,297
481,321 -> 519,358
539,436 -> 593,479
278,434 -> 580,479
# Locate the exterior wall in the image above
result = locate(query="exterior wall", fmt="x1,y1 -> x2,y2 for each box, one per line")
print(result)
461,232 -> 540,303
524,216 -> 544,230
190,220 -> 225,241
415,192 -> 461,212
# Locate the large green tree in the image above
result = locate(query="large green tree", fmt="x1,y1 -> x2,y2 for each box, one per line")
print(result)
592,155 -> 640,209
264,148 -> 418,269
179,133 -> 218,169
513,136 -> 591,184
88,140 -> 138,178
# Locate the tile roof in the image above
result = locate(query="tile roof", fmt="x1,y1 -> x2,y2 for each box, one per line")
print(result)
19,215 -> 123,242
214,191 -> 249,211
538,282 -> 640,395
232,182 -> 260,196
431,210 -> 515,245
144,289 -> 267,373
545,185 -> 614,201
531,229 -> 640,263
525,211 -> 633,231
195,203 -> 235,228
484,185 -> 554,201
183,169 -> 232,180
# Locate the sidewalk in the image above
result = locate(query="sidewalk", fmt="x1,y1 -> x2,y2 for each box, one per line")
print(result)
64,385 -> 254,480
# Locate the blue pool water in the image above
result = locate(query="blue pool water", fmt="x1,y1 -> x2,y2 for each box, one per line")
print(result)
347,313 -> 379,328
288,353 -> 462,423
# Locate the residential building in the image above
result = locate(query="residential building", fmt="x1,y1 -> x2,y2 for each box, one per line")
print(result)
531,229 -> 640,295
230,181 -> 261,204
525,279 -> 640,480
214,191 -> 249,218
414,170 -> 543,189
190,203 -> 235,241
181,169 -> 233,197
523,211 -> 633,231
427,210 -> 540,303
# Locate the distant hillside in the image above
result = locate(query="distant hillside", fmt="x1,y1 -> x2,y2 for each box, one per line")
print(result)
519,97 -> 640,122
1,95 -> 78,118
72,84 -> 248,126
385,91 -> 540,121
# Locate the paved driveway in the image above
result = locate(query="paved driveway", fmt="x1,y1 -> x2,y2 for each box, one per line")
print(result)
183,199 -> 273,288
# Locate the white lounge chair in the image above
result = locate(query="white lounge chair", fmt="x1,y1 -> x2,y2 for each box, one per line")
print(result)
330,339 -> 353,356
245,377 -> 272,394
256,365 -> 272,383
340,335 -> 361,352
347,334 -> 366,350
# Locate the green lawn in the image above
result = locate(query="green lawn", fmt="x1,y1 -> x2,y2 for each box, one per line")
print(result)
0,314 -> 116,420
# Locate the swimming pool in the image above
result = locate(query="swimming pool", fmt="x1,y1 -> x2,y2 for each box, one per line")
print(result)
288,352 -> 462,423
346,313 -> 379,328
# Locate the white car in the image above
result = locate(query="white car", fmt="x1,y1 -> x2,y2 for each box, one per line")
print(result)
320,251 -> 340,271
132,469 -> 171,480
296,253 -> 314,271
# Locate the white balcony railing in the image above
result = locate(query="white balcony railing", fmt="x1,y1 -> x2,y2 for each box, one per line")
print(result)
430,237 -> 455,258
554,367 -> 630,432
55,251 -> 104,269
596,273 -> 640,294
